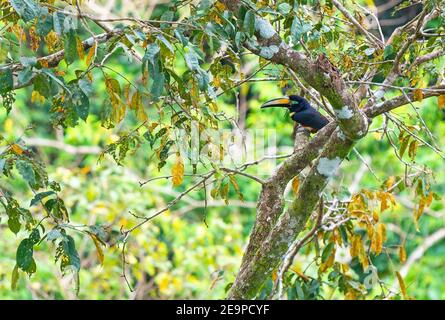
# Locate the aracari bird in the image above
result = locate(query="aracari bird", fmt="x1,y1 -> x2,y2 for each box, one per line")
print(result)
261,95 -> 329,133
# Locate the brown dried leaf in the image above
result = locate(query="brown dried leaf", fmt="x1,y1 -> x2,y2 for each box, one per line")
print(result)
413,89 -> 423,102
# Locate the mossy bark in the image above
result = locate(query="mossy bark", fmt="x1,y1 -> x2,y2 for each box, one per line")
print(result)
227,129 -> 355,299
221,0 -> 370,300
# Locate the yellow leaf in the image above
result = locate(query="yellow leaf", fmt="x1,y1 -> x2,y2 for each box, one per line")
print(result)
105,77 -> 126,124
345,289 -> 357,300
408,140 -> 418,160
395,271 -> 408,299
379,223 -> 387,242
438,95 -> 445,110
362,189 -> 375,200
39,59 -> 49,68
413,89 -> 423,102
213,76 -> 221,87
343,55 -> 353,69
333,228 -> 343,246
209,102 -> 218,113
372,210 -> 379,223
123,83 -> 131,104
414,202 -> 425,231
385,176 -> 396,191
229,175 -> 240,193
380,193 -> 389,212
377,191 -> 395,212
11,144 -> 24,155
271,270 -> 277,282
290,265 -> 310,281
31,90 -> 45,104
172,155 -> 184,187
371,223 -> 385,255
88,233 -> 104,265
358,244 -> 368,269
130,91 -> 141,111
292,177 -> 300,195
76,36 -> 85,60
215,1 -> 226,12
279,80 -> 287,88
350,235 -> 361,258
86,42 -> 97,65
399,244 -> 407,263
319,248 -> 336,273
28,26 -> 39,51
424,192 -> 434,207
366,223 -> 374,239
323,5 -> 335,16
86,72 -> 93,82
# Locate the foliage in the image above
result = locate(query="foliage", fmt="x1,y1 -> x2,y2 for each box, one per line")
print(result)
0,0 -> 444,299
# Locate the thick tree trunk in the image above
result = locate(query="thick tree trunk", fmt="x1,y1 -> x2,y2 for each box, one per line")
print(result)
220,0 -> 369,299
228,129 -> 356,299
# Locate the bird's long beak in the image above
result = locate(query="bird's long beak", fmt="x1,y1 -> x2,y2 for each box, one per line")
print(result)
260,97 -> 291,109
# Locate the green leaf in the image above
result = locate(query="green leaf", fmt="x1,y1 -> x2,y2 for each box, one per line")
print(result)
291,16 -> 311,43
64,31 -> 79,64
10,0 -> 41,22
47,228 -> 63,241
156,34 -> 174,53
160,11 -> 174,29
196,70 -> 209,91
29,228 -> 40,245
235,31 -> 246,50
62,235 -> 81,271
278,3 -> 292,15
383,45 -> 394,60
295,282 -> 305,299
16,238 -> 34,272
30,190 -> 56,206
33,73 -> 51,98
143,43 -> 160,66
0,69 -> 13,94
243,10 -> 255,36
18,68 -> 34,85
53,12 -> 63,35
151,72 -> 165,100
185,50 -> 200,71
16,160 -> 36,186
78,79 -> 93,97
51,198 -> 69,221
73,88 -> 90,121
11,264 -> 20,290
174,29 -> 188,46
399,135 -> 411,158
36,11 -> 53,36
41,69 -> 70,94
321,242 -> 334,263
7,208 -> 21,235
19,56 -> 37,67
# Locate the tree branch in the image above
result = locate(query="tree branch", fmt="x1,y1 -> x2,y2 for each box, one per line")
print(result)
1,29 -> 123,90
332,0 -> 383,48
221,0 -> 368,141
366,85 -> 445,117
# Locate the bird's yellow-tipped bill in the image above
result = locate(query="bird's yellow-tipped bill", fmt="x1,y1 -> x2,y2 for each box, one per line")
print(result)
261,97 -> 291,109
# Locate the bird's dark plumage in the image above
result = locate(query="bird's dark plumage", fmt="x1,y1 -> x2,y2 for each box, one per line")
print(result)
261,95 -> 329,132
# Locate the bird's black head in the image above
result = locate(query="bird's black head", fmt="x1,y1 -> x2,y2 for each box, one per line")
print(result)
261,95 -> 310,113
288,95 -> 311,112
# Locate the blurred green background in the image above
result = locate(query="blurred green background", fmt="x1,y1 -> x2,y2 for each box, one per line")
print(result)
1,0 -> 444,300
